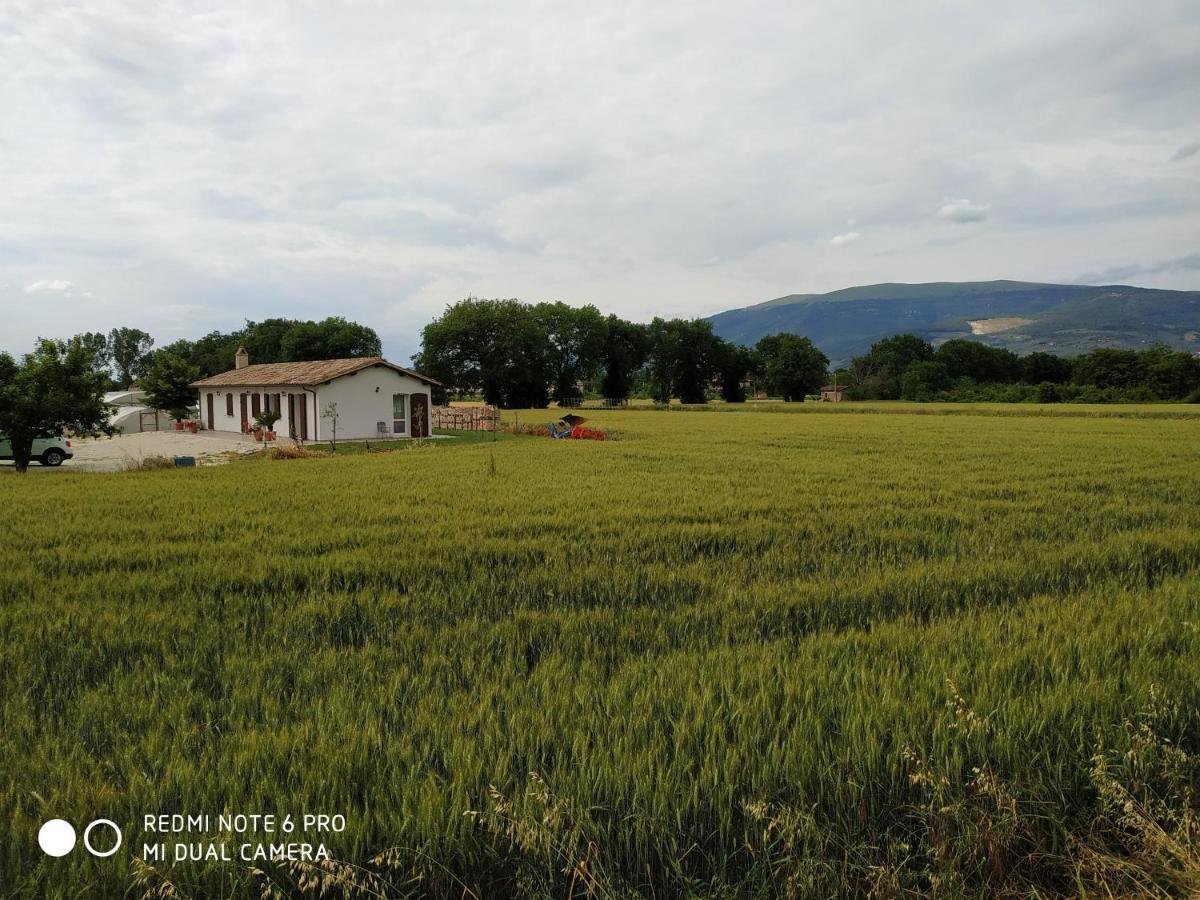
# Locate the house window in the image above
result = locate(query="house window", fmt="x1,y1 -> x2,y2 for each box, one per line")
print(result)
226,394 -> 234,417
392,393 -> 407,434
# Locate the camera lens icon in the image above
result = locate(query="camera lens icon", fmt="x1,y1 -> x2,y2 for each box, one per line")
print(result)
38,818 -> 122,858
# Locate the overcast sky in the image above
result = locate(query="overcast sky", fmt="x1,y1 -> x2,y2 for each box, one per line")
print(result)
2,0 -> 1198,362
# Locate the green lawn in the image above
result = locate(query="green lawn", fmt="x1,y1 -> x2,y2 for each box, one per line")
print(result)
2,406 -> 1198,897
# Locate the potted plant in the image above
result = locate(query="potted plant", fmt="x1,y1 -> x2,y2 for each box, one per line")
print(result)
253,409 -> 281,444
169,408 -> 190,431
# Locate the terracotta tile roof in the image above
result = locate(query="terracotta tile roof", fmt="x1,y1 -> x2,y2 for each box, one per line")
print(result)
191,357 -> 440,388
820,384 -> 847,392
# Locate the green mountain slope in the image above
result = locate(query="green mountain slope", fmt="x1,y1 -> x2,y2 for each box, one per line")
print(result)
708,280 -> 1200,365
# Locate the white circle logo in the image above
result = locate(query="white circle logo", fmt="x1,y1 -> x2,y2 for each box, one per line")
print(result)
83,819 -> 122,858
38,819 -> 76,857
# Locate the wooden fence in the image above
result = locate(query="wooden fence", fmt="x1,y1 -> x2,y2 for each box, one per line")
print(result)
432,405 -> 501,431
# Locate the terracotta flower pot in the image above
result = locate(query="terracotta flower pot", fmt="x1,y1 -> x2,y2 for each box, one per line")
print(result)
188,422 -> 199,433
252,429 -> 264,441
265,431 -> 276,441
174,422 -> 185,431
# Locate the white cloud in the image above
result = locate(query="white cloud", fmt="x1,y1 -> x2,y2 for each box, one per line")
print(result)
25,280 -> 77,294
936,199 -> 992,224
829,231 -> 861,246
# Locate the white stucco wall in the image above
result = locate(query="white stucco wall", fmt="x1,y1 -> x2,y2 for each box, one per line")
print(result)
199,365 -> 432,441
317,366 -> 431,440
200,385 -> 310,438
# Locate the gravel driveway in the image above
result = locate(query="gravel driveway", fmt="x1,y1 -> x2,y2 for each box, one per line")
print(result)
4,430 -> 277,473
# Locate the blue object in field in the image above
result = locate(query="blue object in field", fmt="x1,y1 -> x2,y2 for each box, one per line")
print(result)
173,456 -> 196,467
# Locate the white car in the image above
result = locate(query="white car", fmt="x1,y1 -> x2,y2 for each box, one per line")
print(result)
0,434 -> 74,466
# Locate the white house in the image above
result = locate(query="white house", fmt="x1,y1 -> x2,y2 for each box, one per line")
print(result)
191,349 -> 441,441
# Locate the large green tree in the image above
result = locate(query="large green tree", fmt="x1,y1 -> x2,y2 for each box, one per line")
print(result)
646,318 -> 722,404
848,333 -> 934,399
713,340 -> 757,403
0,338 -> 114,473
74,331 -> 113,385
1071,348 -> 1142,390
532,302 -> 607,403
599,315 -> 649,400
140,351 -> 201,418
755,333 -> 829,401
414,298 -> 553,408
108,327 -> 155,387
934,339 -> 1021,383
279,317 -> 382,361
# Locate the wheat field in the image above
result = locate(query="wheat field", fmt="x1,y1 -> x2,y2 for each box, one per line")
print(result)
2,406 -> 1199,898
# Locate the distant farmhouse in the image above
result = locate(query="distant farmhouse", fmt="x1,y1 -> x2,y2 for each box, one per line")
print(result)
820,384 -> 847,402
191,348 -> 441,441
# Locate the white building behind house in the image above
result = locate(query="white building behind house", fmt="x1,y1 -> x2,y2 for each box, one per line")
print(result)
191,349 -> 440,441
103,389 -> 175,433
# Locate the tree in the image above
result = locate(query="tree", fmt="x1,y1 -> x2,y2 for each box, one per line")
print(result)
900,360 -> 951,400
1021,352 -> 1072,385
414,298 -> 553,408
140,351 -> 201,420
1139,345 -> 1200,399
847,334 -> 934,400
108,327 -> 155,387
599,315 -> 649,400
243,318 -> 297,363
646,318 -> 722,404
713,340 -> 756,403
0,338 -> 115,473
1071,349 -> 1142,390
532,302 -> 607,403
75,332 -> 113,384
279,317 -> 382,361
322,401 -> 340,449
934,339 -> 1021,383
756,333 -> 829,401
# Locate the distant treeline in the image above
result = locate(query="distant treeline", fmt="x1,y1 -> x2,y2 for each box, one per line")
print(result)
846,334 -> 1200,403
413,298 -> 830,407
68,317 -> 382,389
417,298 -> 1200,407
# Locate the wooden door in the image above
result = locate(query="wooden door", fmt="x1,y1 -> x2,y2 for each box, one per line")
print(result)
206,393 -> 214,430
298,395 -> 309,440
288,394 -> 296,438
410,393 -> 429,438
239,394 -> 248,432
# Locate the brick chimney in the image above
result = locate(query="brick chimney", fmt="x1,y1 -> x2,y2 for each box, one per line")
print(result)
235,346 -> 249,370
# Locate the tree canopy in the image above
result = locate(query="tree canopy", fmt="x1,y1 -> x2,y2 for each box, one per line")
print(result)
0,338 -> 114,472
140,351 -> 201,419
756,333 -> 829,401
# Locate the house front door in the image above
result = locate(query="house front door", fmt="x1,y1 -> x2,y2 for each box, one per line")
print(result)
206,393 -> 214,430
239,394 -> 248,432
288,394 -> 296,438
410,393 -> 429,438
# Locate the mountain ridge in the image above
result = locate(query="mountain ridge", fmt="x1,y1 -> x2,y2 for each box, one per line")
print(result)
707,280 -> 1200,365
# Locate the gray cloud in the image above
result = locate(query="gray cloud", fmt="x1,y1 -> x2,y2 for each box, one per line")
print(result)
1,0 -> 1199,361
1171,140 -> 1200,161
1075,252 -> 1200,285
